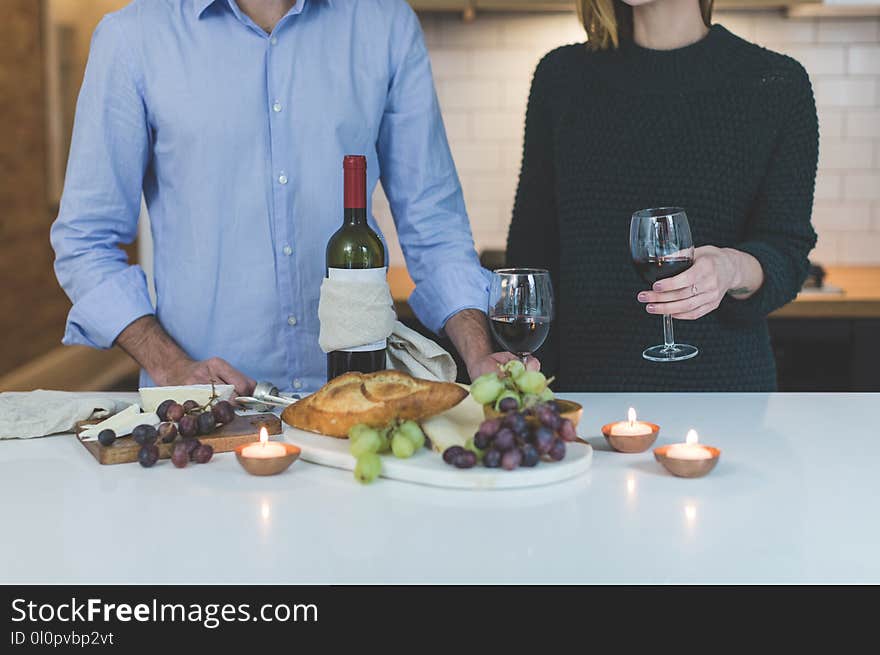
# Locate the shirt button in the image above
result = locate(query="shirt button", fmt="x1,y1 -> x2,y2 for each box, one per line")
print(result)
272,101 -> 282,113
287,315 -> 297,326
292,379 -> 303,390
270,36 -> 278,45
282,245 -> 292,256
278,173 -> 288,185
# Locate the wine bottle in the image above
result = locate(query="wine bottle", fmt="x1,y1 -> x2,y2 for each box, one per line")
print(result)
326,155 -> 387,380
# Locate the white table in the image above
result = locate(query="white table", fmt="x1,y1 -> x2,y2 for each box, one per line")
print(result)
1,392 -> 877,584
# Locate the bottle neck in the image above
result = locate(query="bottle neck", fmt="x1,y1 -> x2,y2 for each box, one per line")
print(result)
343,160 -> 366,225
344,207 -> 367,225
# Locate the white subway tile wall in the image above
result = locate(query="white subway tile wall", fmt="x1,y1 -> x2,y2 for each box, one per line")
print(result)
373,11 -> 880,267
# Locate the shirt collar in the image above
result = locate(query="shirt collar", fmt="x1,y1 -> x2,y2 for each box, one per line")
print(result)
195,0 -> 329,19
195,0 -> 219,17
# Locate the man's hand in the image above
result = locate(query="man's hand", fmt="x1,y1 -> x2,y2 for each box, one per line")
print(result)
443,309 -> 540,382
163,357 -> 256,396
115,315 -> 256,396
467,352 -> 540,379
636,246 -> 764,320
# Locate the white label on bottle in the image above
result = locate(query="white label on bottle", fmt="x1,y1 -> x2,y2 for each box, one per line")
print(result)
327,267 -> 388,352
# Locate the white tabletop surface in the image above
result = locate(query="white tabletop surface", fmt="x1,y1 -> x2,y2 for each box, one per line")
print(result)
1,391 -> 878,584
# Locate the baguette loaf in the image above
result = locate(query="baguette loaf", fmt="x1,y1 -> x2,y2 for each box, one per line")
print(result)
281,370 -> 467,438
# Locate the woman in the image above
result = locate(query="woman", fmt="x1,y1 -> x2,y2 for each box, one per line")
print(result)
507,0 -> 818,391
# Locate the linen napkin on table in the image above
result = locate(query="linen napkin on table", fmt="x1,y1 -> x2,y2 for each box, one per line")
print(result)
317,277 -> 457,382
0,390 -> 135,440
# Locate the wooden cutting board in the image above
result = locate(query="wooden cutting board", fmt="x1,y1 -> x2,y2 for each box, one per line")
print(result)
77,413 -> 282,465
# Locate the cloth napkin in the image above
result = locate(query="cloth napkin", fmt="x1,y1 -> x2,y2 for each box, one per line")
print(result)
317,277 -> 457,382
385,320 -> 457,383
0,390 -> 135,440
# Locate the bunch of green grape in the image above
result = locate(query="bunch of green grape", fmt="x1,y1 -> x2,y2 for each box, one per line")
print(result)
470,360 -> 554,412
347,419 -> 427,484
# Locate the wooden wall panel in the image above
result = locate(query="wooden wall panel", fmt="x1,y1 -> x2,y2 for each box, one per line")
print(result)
0,0 -> 71,376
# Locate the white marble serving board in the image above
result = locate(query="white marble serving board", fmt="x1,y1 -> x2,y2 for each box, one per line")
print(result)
282,421 -> 593,490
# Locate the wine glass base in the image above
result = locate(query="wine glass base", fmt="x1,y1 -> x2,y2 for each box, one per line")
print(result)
642,344 -> 699,363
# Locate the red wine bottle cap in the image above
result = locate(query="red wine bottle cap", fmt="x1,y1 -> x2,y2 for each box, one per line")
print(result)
343,155 -> 366,170
343,155 -> 367,209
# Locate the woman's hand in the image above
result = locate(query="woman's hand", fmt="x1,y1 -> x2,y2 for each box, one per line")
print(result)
636,246 -> 761,320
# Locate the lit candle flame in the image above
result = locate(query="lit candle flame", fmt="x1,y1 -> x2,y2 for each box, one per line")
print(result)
261,500 -> 270,521
627,407 -> 637,426
686,429 -> 699,445
626,475 -> 636,495
259,426 -> 268,446
685,504 -> 697,522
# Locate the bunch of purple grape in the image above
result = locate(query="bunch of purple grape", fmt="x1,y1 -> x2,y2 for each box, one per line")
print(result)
99,398 -> 235,468
443,401 -> 577,471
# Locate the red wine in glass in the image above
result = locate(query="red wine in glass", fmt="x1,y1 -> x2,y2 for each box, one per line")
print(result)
488,269 -> 554,363
489,315 -> 551,358
633,256 -> 694,285
629,207 -> 699,362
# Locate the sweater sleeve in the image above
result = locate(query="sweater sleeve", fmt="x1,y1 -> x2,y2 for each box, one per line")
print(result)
506,54 -> 559,275
717,62 -> 818,325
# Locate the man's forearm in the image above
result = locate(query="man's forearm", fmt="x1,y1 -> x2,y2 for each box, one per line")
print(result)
115,315 -> 191,385
444,308 -> 541,381
116,315 -> 256,394
444,309 -> 494,375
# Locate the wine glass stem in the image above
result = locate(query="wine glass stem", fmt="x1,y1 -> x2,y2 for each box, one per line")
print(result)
662,314 -> 676,350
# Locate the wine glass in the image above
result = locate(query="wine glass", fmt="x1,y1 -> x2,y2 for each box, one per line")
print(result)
630,207 -> 699,362
488,269 -> 554,364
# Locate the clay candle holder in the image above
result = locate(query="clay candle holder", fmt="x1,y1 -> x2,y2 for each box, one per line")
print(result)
235,427 -> 300,476
601,407 -> 660,453
653,429 -> 720,478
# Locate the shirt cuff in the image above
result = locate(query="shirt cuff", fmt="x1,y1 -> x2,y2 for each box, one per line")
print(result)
408,261 -> 492,335
62,265 -> 155,349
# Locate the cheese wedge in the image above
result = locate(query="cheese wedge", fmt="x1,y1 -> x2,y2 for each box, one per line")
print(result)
79,403 -> 140,436
421,414 -> 469,453
138,384 -> 234,413
421,389 -> 485,453
80,406 -> 160,440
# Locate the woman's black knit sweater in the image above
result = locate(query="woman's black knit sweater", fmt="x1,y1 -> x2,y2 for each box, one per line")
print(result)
506,24 -> 819,391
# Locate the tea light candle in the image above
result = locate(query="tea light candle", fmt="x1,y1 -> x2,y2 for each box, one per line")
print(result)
235,427 -> 301,476
601,408 -> 660,454
610,408 -> 654,437
654,429 -> 720,478
666,429 -> 713,461
241,427 -> 287,458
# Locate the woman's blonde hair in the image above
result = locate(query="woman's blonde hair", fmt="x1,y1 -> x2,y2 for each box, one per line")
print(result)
577,0 -> 714,51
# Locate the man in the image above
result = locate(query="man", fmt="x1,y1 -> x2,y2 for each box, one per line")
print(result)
51,0 -> 534,396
